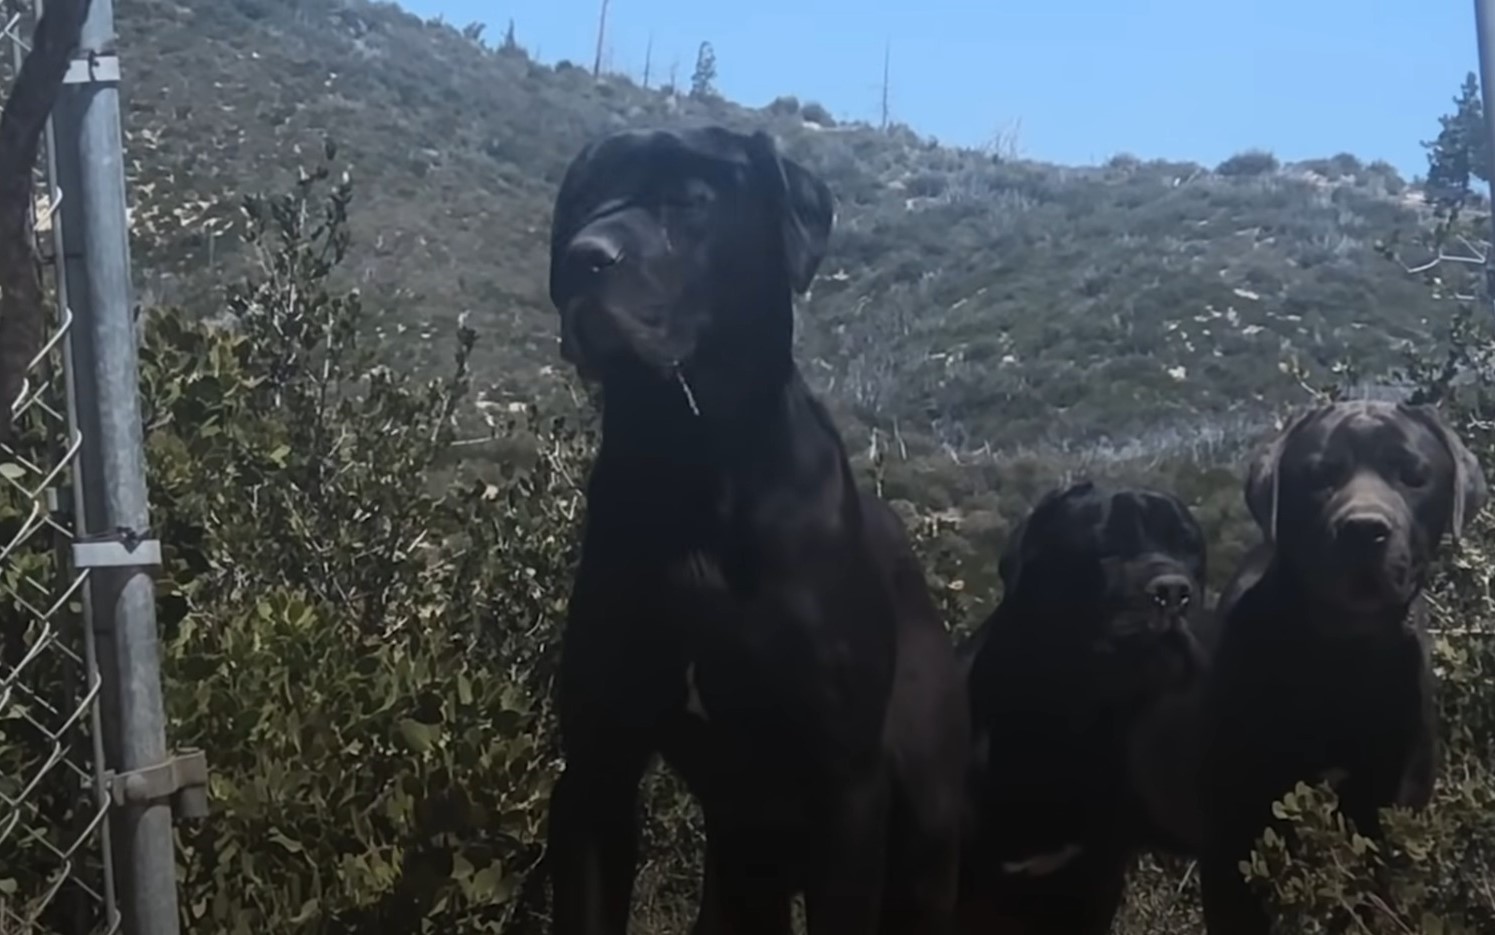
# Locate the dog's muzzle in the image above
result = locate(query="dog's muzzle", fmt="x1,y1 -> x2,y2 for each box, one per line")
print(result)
1322,508 -> 1413,607
1136,572 -> 1193,636
559,298 -> 627,376
554,232 -> 630,371
1334,512 -> 1394,561
1147,573 -> 1192,614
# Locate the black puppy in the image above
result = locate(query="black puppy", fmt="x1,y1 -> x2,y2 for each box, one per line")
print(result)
956,481 -> 1209,935
544,124 -> 970,935
1196,400 -> 1488,935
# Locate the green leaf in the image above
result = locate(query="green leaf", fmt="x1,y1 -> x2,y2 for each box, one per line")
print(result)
457,672 -> 473,706
452,852 -> 475,881
289,897 -> 320,924
0,463 -> 23,481
269,829 -> 303,853
470,862 -> 504,899
396,717 -> 440,753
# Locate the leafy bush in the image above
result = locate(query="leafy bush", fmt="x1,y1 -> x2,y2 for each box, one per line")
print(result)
765,95 -> 800,116
1216,148 -> 1281,177
142,147 -> 591,932
800,101 -> 835,126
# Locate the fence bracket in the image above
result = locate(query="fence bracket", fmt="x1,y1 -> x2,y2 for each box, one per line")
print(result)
105,747 -> 209,820
61,50 -> 118,85
72,527 -> 161,570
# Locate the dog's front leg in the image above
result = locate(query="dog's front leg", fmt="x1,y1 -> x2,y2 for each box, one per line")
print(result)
1198,843 -> 1272,935
547,746 -> 651,935
803,768 -> 891,935
690,826 -> 795,935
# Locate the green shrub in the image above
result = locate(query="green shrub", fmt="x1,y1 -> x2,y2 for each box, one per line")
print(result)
1216,149 -> 1281,178
142,146 -> 591,932
800,101 -> 834,126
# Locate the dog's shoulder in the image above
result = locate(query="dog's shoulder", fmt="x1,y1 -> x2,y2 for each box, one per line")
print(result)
1215,541 -> 1273,626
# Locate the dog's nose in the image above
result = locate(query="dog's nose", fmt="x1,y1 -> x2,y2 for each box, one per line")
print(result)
563,234 -> 624,279
1147,574 -> 1194,613
1337,514 -> 1392,553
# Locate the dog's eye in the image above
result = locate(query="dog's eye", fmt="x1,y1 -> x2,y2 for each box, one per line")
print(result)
1304,459 -> 1339,490
665,180 -> 715,211
1400,461 -> 1430,488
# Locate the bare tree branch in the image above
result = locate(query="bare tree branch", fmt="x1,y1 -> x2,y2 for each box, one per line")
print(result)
0,0 -> 92,441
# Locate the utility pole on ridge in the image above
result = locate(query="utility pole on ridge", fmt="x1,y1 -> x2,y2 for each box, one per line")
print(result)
592,0 -> 610,77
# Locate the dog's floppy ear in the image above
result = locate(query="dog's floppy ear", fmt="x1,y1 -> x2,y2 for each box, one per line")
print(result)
997,485 -> 1072,597
746,130 -> 834,293
1402,403 -> 1489,543
997,514 -> 1030,596
1245,408 -> 1315,543
548,140 -> 599,309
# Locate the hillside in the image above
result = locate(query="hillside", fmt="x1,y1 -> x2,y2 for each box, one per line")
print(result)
118,0 -> 1447,458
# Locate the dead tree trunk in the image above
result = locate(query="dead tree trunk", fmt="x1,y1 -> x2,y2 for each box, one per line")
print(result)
0,0 -> 92,440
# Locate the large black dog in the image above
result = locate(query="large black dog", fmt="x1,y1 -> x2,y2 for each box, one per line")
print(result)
956,481 -> 1209,935
1196,400 -> 1488,934
543,124 -> 970,935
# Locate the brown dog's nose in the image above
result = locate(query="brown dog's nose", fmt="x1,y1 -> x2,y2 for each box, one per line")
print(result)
1337,514 -> 1392,554
563,233 -> 624,279
1147,574 -> 1193,613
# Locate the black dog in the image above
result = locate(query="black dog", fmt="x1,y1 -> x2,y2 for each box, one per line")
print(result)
1196,400 -> 1488,935
956,481 -> 1209,935
543,125 -> 970,935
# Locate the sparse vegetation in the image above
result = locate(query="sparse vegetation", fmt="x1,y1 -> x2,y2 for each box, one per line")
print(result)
1216,148 -> 1281,177
689,40 -> 717,99
1,0 -> 1492,928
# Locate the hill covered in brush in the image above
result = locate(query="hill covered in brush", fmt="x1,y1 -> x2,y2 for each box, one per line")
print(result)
117,0 -> 1451,464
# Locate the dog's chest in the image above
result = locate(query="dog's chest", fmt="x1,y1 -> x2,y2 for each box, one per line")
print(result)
1214,602 -> 1431,777
664,563 -> 817,727
657,549 -> 850,753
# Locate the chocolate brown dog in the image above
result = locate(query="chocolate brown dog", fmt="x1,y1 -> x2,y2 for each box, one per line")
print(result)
1196,400 -> 1488,935
543,125 -> 970,935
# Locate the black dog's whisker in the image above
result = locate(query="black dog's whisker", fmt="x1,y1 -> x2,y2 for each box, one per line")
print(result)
674,366 -> 701,417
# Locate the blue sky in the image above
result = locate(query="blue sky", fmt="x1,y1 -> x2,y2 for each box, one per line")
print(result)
399,0 -> 1477,179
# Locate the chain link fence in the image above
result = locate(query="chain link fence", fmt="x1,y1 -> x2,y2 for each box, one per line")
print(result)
0,0 -> 117,931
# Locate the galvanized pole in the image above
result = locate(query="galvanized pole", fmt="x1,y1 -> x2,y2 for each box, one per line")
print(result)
1473,0 -> 1495,298
49,0 -> 180,929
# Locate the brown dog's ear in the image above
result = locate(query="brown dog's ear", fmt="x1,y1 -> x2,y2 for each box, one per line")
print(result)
746,130 -> 834,294
1245,408 -> 1315,542
1403,403 -> 1489,543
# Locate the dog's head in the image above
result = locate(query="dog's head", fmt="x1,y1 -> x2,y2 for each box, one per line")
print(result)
1000,481 -> 1207,688
1245,400 -> 1488,616
547,125 -> 833,407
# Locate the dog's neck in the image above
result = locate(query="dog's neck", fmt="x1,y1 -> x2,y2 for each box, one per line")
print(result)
588,361 -> 847,532
1264,556 -> 1421,641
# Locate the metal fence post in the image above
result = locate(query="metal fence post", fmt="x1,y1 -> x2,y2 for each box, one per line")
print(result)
1475,0 -> 1495,299
48,0 -> 181,930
